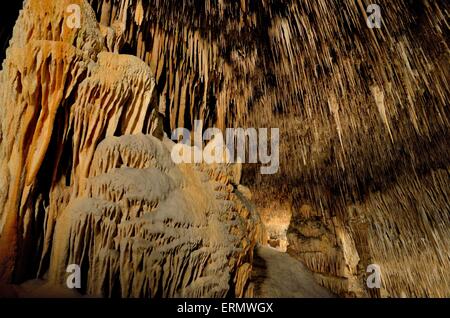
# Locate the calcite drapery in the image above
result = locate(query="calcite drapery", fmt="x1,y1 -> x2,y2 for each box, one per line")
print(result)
288,169 -> 450,297
0,0 -> 449,298
49,135 -> 259,297
0,0 -> 259,297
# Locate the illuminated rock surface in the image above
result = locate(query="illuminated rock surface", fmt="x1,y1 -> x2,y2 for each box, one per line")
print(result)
0,0 -> 449,298
0,0 -> 259,297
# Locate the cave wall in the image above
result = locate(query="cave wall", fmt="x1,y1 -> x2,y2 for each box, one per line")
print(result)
288,168 -> 450,297
0,0 -> 449,298
0,0 -> 259,297
86,0 -> 448,297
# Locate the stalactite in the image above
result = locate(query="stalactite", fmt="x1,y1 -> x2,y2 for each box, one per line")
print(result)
0,0 -> 259,297
0,0 -> 448,298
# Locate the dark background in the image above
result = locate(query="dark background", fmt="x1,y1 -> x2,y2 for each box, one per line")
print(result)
0,0 -> 23,64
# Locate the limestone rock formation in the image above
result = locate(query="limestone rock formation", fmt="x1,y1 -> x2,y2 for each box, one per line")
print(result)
0,0 -> 259,297
0,0 -> 449,299
258,200 -> 292,252
287,169 -> 450,298
287,204 -> 364,297
49,134 -> 259,297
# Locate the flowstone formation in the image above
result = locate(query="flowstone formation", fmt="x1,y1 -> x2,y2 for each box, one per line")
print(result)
0,0 -> 259,297
49,134 -> 259,297
0,0 -> 449,299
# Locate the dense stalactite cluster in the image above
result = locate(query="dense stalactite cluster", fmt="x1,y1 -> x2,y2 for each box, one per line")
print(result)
86,0 -> 449,185
0,0 -> 449,298
84,0 -> 449,297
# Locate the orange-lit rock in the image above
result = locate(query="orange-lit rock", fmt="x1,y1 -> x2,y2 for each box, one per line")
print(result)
0,0 -> 259,297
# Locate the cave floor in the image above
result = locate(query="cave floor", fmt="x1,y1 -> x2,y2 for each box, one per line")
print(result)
252,245 -> 335,298
1,245 -> 335,298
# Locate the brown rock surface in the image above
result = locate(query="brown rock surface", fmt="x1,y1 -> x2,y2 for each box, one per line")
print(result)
0,0 -> 449,299
0,0 -> 259,297
48,135 -> 259,297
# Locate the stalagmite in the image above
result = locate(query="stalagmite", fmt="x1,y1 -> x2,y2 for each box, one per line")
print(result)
49,135 -> 259,297
0,0 -> 259,297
